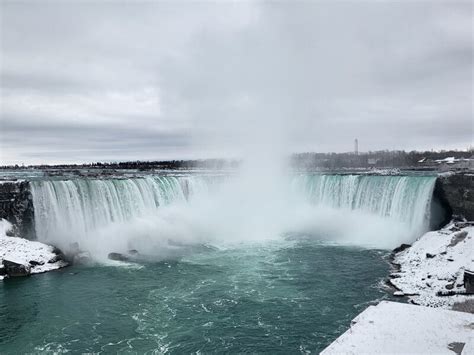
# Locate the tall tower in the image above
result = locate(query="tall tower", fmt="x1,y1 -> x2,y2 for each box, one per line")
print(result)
354,138 -> 359,155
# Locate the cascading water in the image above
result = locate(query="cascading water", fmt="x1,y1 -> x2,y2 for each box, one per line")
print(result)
30,173 -> 438,255
30,176 -> 207,251
291,174 -> 437,240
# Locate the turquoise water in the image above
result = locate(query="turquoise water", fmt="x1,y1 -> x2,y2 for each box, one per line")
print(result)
0,239 -> 392,353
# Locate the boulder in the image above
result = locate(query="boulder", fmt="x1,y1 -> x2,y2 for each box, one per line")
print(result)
392,244 -> 411,254
445,283 -> 455,290
29,260 -> 44,266
3,259 -> 31,277
108,252 -> 129,261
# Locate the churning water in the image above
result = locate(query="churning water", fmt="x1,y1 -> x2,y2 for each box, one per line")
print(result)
0,240 -> 392,353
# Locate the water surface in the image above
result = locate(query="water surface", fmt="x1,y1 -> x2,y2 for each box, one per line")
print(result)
0,240 -> 393,353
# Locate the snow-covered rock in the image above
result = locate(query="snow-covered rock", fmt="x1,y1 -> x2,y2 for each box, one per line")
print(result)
321,301 -> 474,354
365,168 -> 401,176
390,222 -> 474,308
0,219 -> 67,280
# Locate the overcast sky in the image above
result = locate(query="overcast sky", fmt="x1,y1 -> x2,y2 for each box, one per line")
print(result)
0,1 -> 472,165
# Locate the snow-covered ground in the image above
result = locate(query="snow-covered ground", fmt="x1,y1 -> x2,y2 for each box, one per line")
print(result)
365,168 -> 401,175
321,301 -> 474,354
389,222 -> 474,308
0,219 -> 67,280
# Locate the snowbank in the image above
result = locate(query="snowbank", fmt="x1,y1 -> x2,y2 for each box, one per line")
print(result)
321,301 -> 474,354
389,222 -> 474,308
0,219 -> 67,280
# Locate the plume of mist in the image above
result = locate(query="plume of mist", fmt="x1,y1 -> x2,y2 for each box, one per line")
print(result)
67,112 -> 421,261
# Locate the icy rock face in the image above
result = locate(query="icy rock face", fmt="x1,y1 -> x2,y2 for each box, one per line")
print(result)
389,222 -> 474,308
0,219 -> 67,280
0,181 -> 35,239
435,173 -> 474,220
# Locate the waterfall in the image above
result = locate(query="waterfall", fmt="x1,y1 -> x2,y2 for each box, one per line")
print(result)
291,174 -> 437,239
30,174 -> 438,252
30,176 -> 200,245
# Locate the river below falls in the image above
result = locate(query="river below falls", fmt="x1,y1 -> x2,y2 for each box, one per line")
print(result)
0,238 -> 397,353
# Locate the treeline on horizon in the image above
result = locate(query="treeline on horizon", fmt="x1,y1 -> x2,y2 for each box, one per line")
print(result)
1,149 -> 473,170
292,149 -> 473,169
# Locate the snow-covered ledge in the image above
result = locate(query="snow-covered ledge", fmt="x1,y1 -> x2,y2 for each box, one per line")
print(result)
321,301 -> 474,354
0,219 -> 68,280
389,221 -> 474,308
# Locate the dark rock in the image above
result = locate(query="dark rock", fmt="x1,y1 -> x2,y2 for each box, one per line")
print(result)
426,253 -> 436,259
128,249 -> 139,255
464,270 -> 474,293
452,299 -> 474,313
108,252 -> 129,261
447,258 -> 454,262
29,260 -> 44,266
389,261 -> 401,276
47,246 -> 66,263
392,244 -> 411,254
0,181 -> 35,239
447,342 -> 465,355
445,283 -> 454,290
52,246 -> 64,255
435,173 -> 474,221
403,292 -> 420,296
48,254 -> 64,264
3,259 -> 31,277
437,289 -> 467,297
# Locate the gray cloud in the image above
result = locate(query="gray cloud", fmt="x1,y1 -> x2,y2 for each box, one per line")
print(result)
0,0 -> 472,165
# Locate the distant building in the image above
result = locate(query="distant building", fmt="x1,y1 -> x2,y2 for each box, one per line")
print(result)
354,139 -> 359,155
368,158 -> 380,165
436,156 -> 474,171
435,157 -> 456,164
